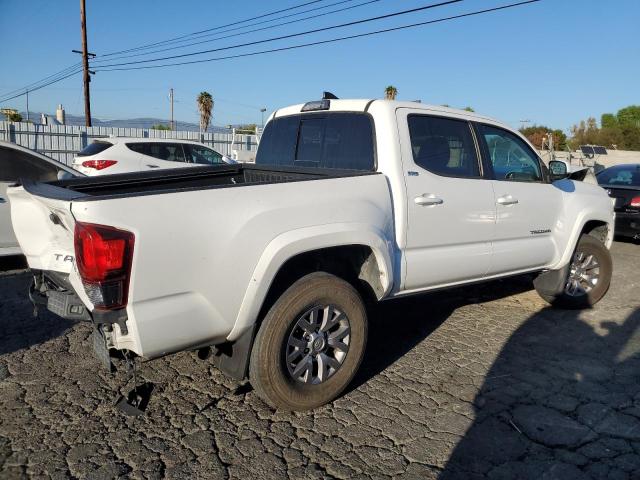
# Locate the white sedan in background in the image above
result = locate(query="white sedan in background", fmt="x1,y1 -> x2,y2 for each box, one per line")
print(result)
73,137 -> 236,176
0,141 -> 81,256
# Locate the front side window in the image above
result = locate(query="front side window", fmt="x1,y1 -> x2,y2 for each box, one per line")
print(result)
256,113 -> 374,171
407,115 -> 480,178
478,124 -> 542,182
184,144 -> 224,165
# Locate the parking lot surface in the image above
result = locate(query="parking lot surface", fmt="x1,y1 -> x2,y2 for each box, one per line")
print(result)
1,241 -> 639,479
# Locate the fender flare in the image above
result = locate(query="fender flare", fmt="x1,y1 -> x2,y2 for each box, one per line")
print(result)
553,211 -> 614,270
226,223 -> 394,341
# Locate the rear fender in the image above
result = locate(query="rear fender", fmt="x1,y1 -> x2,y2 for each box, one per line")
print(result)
227,223 -> 394,341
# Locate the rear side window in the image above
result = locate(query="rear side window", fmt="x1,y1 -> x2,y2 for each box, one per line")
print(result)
256,113 -> 374,170
0,146 -> 59,182
128,143 -> 187,163
408,115 -> 480,178
77,141 -> 113,157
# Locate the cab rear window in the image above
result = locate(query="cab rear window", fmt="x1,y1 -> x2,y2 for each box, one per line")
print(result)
77,141 -> 113,157
256,113 -> 375,171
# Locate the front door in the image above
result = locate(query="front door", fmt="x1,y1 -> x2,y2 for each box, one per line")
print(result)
474,123 -> 562,274
397,110 -> 496,290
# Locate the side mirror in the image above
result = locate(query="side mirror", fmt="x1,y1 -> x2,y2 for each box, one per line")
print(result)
57,170 -> 74,181
549,160 -> 568,181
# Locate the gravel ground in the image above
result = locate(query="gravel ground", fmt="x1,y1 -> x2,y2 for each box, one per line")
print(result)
0,241 -> 639,479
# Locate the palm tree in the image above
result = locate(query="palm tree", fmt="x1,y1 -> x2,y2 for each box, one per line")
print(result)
196,91 -> 214,133
384,85 -> 398,100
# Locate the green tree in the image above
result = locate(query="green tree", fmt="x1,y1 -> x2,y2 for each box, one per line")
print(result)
520,125 -> 566,150
197,91 -> 214,132
384,85 -> 398,100
463,106 -> 475,112
601,113 -> 617,129
7,112 -> 22,122
616,105 -> 640,128
151,124 -> 171,130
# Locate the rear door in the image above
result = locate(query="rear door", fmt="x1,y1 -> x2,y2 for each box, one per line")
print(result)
397,110 -> 496,290
475,123 -> 562,274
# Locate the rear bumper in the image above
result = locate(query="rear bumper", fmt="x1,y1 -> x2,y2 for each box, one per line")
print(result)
614,211 -> 640,238
30,273 -> 91,321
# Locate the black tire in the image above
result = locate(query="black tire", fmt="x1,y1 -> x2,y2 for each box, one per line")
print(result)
537,235 -> 612,309
249,272 -> 367,410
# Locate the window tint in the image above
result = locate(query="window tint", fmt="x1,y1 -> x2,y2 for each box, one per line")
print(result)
183,144 -> 224,165
0,147 -> 59,182
596,165 -> 640,187
256,113 -> 374,171
129,142 -> 187,163
478,124 -> 542,182
408,115 -> 480,178
77,141 -> 113,157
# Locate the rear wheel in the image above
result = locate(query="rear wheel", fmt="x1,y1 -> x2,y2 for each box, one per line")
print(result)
537,235 -> 612,308
249,272 -> 367,410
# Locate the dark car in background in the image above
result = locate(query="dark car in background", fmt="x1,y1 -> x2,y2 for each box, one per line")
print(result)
596,164 -> 640,240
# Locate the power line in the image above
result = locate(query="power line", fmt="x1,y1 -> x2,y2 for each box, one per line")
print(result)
0,69 -> 83,103
91,0 -> 379,65
93,0 -> 464,69
98,0 -> 362,59
98,0 -> 332,58
0,62 -> 81,100
95,0 -> 540,73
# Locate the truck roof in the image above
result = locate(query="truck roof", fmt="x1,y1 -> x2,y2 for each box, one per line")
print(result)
272,99 -> 508,129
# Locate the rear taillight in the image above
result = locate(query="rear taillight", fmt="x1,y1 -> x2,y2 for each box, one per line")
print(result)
81,160 -> 117,170
631,196 -> 640,208
74,222 -> 134,310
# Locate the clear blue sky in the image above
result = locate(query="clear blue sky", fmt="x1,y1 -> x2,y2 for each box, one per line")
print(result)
1,0 -> 638,131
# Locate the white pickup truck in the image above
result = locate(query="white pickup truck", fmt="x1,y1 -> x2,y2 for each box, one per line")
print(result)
8,98 -> 615,410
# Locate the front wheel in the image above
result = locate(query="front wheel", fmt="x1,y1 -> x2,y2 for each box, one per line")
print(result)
249,272 -> 367,410
536,235 -> 612,309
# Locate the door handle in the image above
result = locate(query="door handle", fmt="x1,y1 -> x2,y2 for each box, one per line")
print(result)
146,164 -> 160,168
0,197 -> 6,204
497,195 -> 519,206
414,194 -> 444,206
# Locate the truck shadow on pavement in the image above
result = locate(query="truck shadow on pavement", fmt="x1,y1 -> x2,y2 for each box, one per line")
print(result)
439,306 -> 640,479
0,273 -> 75,356
350,275 -> 535,393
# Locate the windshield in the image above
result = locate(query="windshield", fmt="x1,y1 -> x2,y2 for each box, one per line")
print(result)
596,165 -> 640,187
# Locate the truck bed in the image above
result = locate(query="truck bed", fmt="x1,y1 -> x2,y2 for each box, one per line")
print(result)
23,164 -> 377,201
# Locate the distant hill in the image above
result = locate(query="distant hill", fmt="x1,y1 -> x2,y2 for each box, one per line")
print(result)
17,111 -> 230,133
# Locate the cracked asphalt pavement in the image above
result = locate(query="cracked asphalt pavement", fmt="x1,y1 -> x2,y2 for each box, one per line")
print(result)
1,241 -> 639,479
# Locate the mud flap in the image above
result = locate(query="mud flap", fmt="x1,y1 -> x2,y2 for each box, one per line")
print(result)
92,327 -> 114,373
533,263 -> 570,298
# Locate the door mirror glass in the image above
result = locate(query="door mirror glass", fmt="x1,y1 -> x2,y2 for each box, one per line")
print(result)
549,160 -> 568,180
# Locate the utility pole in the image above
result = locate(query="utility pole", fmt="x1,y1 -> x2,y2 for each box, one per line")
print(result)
79,0 -> 92,126
260,108 -> 267,128
170,88 -> 174,130
26,89 -> 29,122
